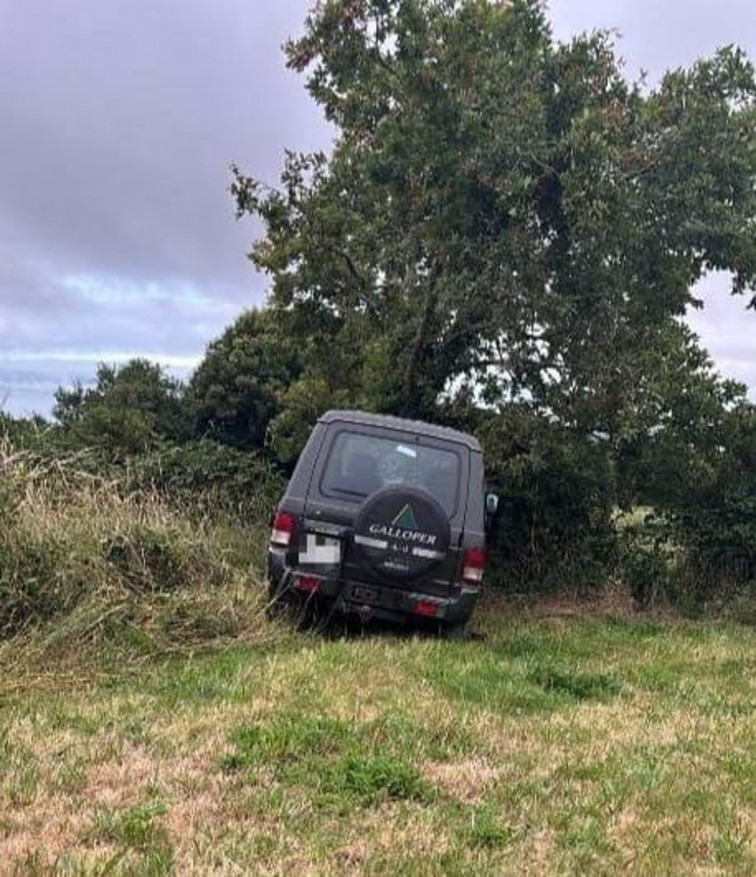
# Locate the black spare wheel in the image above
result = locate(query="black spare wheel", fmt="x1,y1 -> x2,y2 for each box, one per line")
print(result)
353,486 -> 451,580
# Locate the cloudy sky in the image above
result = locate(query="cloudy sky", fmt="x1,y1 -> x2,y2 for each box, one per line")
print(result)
1,0 -> 754,415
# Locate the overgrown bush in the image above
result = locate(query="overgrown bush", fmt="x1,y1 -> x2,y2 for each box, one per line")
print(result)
617,516 -> 674,610
479,411 -> 619,594
0,439 -> 280,655
125,440 -> 285,523
617,507 -> 755,618
620,404 -> 756,612
53,359 -> 190,455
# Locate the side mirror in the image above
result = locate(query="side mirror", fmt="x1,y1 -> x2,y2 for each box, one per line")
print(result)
485,493 -> 499,516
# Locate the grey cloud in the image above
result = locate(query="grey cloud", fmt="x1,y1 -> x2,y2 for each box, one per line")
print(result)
0,1 -> 753,416
0,0 -> 329,289
689,275 -> 756,399
2,278 -> 239,357
549,0 -> 756,81
1,1 -> 328,414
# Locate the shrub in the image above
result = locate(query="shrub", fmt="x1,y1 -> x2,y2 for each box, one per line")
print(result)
479,411 -> 619,594
125,440 -> 285,523
53,360 -> 190,455
187,308 -> 302,451
0,439 -> 276,654
618,517 -> 674,610
623,403 -> 756,610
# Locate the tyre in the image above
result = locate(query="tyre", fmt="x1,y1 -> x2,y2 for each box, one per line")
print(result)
352,485 -> 451,582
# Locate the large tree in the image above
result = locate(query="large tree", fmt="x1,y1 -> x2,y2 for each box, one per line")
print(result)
187,308 -> 302,450
233,0 -> 755,461
53,359 -> 188,454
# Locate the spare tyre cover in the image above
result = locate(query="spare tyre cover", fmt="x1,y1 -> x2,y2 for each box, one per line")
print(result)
352,485 -> 451,581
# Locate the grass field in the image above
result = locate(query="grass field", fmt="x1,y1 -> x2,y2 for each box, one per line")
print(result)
1,603 -> 754,875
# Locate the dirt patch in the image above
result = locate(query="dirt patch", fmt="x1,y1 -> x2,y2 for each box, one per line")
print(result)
0,794 -> 92,867
422,758 -> 501,801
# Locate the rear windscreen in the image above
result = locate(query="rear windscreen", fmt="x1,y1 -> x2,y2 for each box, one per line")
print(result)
320,430 -> 460,515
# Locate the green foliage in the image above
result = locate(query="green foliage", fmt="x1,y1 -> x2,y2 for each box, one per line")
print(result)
125,440 -> 286,522
188,308 -> 302,450
54,359 -> 189,455
0,412 -> 51,447
0,537 -> 78,635
224,713 -> 429,806
667,403 -> 756,563
0,437 -> 277,648
478,407 -> 617,590
102,526 -> 221,594
614,325 -> 748,510
233,0 -> 755,461
623,402 -> 756,609
266,375 -> 353,465
619,534 -> 672,611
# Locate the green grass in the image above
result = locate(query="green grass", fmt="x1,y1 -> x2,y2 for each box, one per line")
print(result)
0,608 -> 753,874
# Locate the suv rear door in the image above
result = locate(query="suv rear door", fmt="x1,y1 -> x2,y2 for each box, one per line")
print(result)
302,421 -> 470,596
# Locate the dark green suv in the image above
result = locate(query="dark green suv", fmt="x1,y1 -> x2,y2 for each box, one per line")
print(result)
267,410 -> 497,635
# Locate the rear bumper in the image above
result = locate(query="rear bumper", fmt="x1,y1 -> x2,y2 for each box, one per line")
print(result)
267,549 -> 479,626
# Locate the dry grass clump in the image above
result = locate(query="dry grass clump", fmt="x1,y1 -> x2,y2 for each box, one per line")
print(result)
0,441 -> 272,667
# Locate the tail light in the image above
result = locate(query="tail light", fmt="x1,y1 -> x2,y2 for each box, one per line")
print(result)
296,575 -> 319,593
462,546 -> 487,584
270,511 -> 296,547
413,600 -> 439,617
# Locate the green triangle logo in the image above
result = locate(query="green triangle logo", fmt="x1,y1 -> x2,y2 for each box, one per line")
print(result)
392,504 -> 418,529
